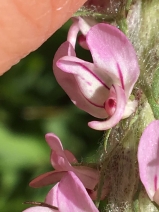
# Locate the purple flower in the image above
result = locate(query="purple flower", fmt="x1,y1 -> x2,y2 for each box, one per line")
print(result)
138,120 -> 159,205
23,172 -> 99,212
53,18 -> 139,130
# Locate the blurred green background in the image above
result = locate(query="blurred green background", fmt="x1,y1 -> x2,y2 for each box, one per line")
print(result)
0,21 -> 103,211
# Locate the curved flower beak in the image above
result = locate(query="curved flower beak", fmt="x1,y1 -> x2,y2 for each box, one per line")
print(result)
88,84 -> 126,130
138,120 -> 159,204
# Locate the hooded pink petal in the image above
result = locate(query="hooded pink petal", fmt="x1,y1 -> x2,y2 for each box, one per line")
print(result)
45,133 -> 75,171
138,120 -> 159,200
86,23 -> 140,98
88,84 -> 126,130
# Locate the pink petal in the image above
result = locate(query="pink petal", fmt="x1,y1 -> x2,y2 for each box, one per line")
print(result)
77,34 -> 89,50
77,17 -> 97,36
57,55 -> 111,118
53,41 -> 76,89
67,19 -> 79,49
29,167 -> 98,191
138,120 -> 159,200
73,166 -> 99,190
57,171 -> 99,212
45,133 -> 73,170
122,99 -> 138,119
29,171 -> 66,188
53,42 -> 108,119
64,150 -> 78,163
23,206 -> 57,212
45,183 -> 59,207
88,84 -> 126,130
45,133 -> 63,152
153,188 -> 159,205
86,23 -> 139,98
104,86 -> 116,116
68,17 -> 97,50
51,151 -> 74,171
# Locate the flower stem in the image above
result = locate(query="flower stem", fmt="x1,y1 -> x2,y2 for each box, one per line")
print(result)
95,129 -> 112,208
104,128 -> 112,152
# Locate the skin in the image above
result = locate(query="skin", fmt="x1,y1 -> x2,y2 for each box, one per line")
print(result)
0,0 -> 86,75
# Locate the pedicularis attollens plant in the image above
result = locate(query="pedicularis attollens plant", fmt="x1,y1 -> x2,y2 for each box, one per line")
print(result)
24,1 -> 159,211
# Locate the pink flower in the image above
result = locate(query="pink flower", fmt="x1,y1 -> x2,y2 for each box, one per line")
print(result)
138,120 -> 159,205
53,18 -> 139,130
23,171 -> 99,212
29,133 -> 105,199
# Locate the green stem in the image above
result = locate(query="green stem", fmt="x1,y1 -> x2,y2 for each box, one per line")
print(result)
95,141 -> 119,207
126,0 -> 133,11
74,9 -> 115,22
104,129 -> 112,152
117,18 -> 128,35
140,77 -> 159,119
95,157 -> 108,208
95,129 -> 112,208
